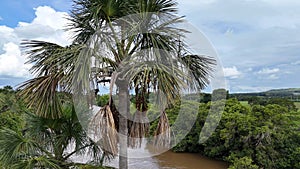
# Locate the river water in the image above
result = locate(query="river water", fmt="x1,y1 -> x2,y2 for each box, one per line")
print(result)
76,106 -> 228,168
103,144 -> 228,169
105,151 -> 228,169
73,106 -> 228,168
155,151 -> 228,169
71,143 -> 228,169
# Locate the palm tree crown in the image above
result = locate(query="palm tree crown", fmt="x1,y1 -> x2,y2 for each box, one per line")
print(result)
18,0 -> 216,168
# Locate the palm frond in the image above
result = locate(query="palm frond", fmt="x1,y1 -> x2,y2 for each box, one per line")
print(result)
25,112 -> 55,149
18,73 -> 63,119
122,56 -> 187,107
126,0 -> 178,16
14,156 -> 61,169
21,40 -> 83,90
119,14 -> 185,56
154,111 -> 171,148
181,55 -> 216,90
89,105 -> 118,156
0,128 -> 41,167
128,110 -> 149,148
21,40 -> 64,76
68,0 -> 126,44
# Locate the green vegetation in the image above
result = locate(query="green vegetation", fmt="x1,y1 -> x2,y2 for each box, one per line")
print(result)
0,87 -> 114,169
265,88 -> 300,96
162,97 -> 300,169
231,88 -> 300,98
1,85 -> 300,169
239,101 -> 250,108
0,86 -> 25,131
295,102 -> 300,110
96,94 -> 110,107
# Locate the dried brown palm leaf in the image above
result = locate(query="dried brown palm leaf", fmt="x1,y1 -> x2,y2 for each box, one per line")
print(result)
89,105 -> 118,156
154,111 -> 171,148
109,98 -> 119,132
128,110 -> 150,148
107,72 -> 120,131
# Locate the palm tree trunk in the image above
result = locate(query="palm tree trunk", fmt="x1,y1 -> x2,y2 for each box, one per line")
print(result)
118,80 -> 129,169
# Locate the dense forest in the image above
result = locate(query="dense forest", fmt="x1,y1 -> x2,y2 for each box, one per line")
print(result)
144,89 -> 300,168
162,91 -> 300,169
1,86 -> 300,168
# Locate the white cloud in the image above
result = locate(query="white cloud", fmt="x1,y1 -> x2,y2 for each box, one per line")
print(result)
0,42 -> 30,77
247,67 -> 253,72
268,74 -> 279,80
178,0 -> 300,67
14,6 -> 71,46
223,66 -> 242,79
32,6 -> 68,30
176,0 -> 300,92
0,6 -> 72,78
256,68 -> 280,80
0,26 -> 19,47
257,68 -> 280,74
292,60 -> 300,65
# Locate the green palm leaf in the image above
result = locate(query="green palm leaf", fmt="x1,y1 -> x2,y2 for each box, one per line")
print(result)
18,74 -> 63,119
13,156 -> 61,169
0,128 -> 41,167
181,55 -> 216,90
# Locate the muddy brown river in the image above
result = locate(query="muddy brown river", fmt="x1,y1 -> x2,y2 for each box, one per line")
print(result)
73,148 -> 228,169
155,151 -> 228,169
104,150 -> 228,169
71,139 -> 228,168
103,146 -> 228,169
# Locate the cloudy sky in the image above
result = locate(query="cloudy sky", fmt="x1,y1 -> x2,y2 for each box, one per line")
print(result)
0,0 -> 299,93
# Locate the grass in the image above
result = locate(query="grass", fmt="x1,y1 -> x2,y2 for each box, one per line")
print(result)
294,102 -> 300,110
240,101 -> 250,108
240,101 -> 248,105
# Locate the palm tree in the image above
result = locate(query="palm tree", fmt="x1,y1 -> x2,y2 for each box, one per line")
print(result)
18,0 -> 216,168
0,100 -> 111,168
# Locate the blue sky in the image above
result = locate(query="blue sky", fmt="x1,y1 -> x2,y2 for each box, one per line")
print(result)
0,0 -> 299,93
0,0 -> 72,27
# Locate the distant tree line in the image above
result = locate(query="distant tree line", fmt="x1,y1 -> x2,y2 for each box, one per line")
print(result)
230,88 -> 300,102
